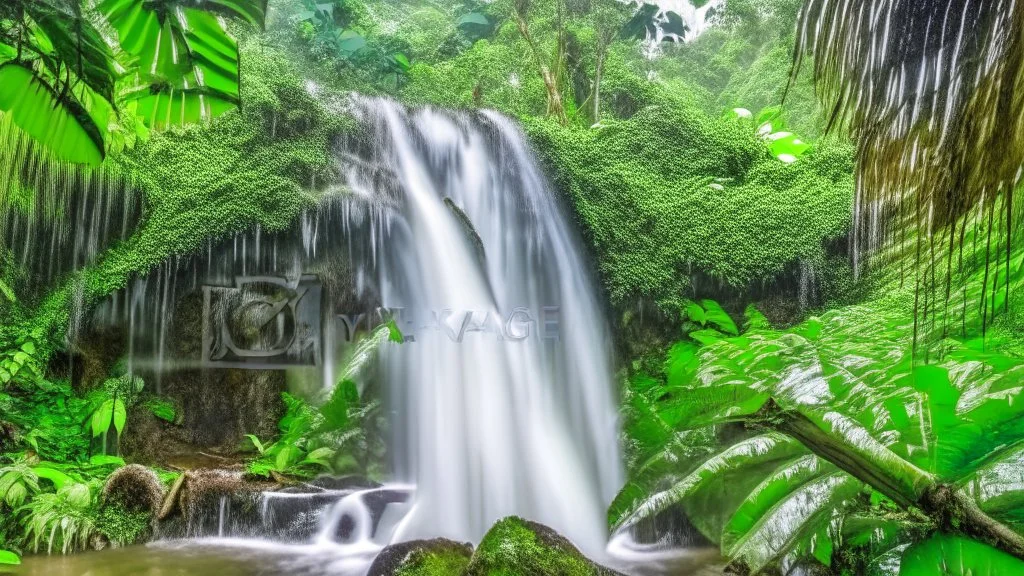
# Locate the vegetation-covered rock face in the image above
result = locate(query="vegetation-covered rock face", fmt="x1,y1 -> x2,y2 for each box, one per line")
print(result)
465,517 -> 623,576
2,0 -> 1024,574
368,538 -> 474,576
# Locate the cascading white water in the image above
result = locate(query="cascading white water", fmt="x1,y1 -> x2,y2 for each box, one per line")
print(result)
341,97 -> 623,557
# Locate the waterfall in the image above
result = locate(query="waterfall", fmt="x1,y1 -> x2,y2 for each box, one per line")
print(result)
86,97 -> 623,562
341,97 -> 622,556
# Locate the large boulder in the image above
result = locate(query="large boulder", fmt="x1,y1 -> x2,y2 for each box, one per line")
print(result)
466,517 -> 625,576
368,538 -> 474,576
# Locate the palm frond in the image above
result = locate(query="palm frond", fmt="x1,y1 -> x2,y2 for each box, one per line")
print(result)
793,0 -> 1024,291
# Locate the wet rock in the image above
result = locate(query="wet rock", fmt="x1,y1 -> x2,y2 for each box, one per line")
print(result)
466,517 -> 626,576
279,474 -> 381,493
367,538 -> 474,576
102,464 -> 164,514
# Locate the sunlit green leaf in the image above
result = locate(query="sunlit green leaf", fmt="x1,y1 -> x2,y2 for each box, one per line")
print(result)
0,63 -> 104,165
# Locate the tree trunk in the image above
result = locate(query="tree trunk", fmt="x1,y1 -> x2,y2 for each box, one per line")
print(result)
512,10 -> 568,125
592,52 -> 605,124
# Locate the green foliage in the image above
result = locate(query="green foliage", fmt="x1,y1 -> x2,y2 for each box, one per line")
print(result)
143,398 -> 178,424
0,458 -> 40,509
900,534 -> 1024,576
617,285 -> 1024,573
528,91 -> 854,316
0,0 -> 267,163
18,482 -> 98,554
0,549 -> 19,565
96,503 -> 151,547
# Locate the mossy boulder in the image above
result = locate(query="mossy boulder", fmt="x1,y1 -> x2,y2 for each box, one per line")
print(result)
102,464 -> 164,514
465,517 -> 624,576
368,538 -> 474,576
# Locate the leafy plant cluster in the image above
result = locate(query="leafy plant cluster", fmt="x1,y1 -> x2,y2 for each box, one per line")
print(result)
0,0 -> 268,165
527,89 -> 854,319
616,283 -> 1024,574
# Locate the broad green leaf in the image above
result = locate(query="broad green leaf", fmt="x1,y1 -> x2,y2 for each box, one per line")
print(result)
701,300 -> 738,335
91,399 -> 114,437
900,534 -> 1024,575
5,481 -> 27,507
25,0 -> 119,104
0,43 -> 15,63
61,483 -> 92,509
684,301 -> 707,325
275,446 -> 293,470
689,328 -> 725,346
193,0 -> 268,27
112,398 -> 127,436
337,30 -> 366,54
721,455 -> 827,552
663,341 -> 699,386
0,550 -> 19,565
744,304 -> 771,331
33,466 -> 74,490
724,470 -> 858,573
88,454 -> 125,467
0,63 -> 104,165
126,83 -> 238,131
616,433 -> 803,530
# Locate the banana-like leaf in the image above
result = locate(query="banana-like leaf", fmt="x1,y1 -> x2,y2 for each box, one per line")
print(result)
0,63 -> 104,165
24,0 -> 119,104
721,455 -> 831,553
126,82 -> 237,131
960,442 -> 1024,530
726,472 -> 861,573
615,433 -> 803,530
899,534 -> 1024,575
100,0 -> 257,128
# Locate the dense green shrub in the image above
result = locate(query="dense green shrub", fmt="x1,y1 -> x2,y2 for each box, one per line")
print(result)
528,89 -> 854,318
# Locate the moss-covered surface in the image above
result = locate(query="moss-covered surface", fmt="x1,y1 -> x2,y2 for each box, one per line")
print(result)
95,504 -> 152,547
368,538 -> 474,576
19,42 -> 348,348
527,88 -> 855,319
465,517 -> 622,576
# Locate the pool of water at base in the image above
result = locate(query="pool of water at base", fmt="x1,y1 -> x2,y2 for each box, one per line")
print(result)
8,540 -> 725,576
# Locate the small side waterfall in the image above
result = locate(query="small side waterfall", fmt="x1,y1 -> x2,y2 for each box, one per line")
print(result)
342,98 -> 622,556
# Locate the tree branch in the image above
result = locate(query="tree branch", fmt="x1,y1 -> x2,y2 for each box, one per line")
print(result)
757,399 -> 1024,562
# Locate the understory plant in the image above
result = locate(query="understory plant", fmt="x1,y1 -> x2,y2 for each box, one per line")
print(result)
615,294 -> 1024,574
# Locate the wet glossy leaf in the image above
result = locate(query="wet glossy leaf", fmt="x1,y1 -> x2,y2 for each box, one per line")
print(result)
0,63 -> 104,165
900,534 -> 1024,575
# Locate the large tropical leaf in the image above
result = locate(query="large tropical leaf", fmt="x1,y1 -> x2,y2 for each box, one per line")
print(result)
0,63 -> 104,165
100,0 -> 262,128
24,0 -> 120,104
614,433 -> 804,530
900,534 -> 1024,575
726,471 -> 860,573
794,0 -> 1024,247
